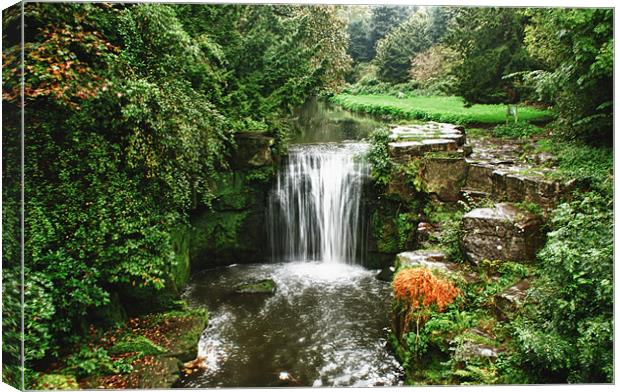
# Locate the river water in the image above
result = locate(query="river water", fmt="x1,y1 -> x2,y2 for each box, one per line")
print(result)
177,99 -> 403,387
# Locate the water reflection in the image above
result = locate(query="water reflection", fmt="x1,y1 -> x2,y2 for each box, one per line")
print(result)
290,98 -> 383,144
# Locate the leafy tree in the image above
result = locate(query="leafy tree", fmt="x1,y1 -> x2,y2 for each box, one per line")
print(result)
347,18 -> 372,63
409,44 -> 460,92
445,8 -> 534,104
368,5 -> 413,58
426,6 -> 454,43
523,8 -> 612,144
374,11 -> 432,83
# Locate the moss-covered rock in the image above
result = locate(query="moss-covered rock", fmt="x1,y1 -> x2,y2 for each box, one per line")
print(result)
109,336 -> 166,356
35,374 -> 79,390
235,279 -> 276,294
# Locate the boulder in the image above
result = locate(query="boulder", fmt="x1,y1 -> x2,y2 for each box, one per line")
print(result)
388,139 -> 458,163
387,122 -> 465,163
235,279 -> 276,294
463,163 -> 494,195
452,328 -> 501,362
389,122 -> 466,145
421,157 -> 468,202
461,203 -> 544,264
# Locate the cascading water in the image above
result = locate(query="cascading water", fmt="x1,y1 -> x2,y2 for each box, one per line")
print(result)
267,143 -> 370,264
177,101 -> 403,388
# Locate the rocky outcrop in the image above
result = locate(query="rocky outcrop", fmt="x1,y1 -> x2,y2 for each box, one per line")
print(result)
461,203 -> 544,264
232,132 -> 275,168
235,279 -> 276,294
421,156 -> 469,202
452,329 -> 502,362
190,134 -> 278,270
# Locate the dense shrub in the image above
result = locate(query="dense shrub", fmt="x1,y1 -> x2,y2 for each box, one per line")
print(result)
491,122 -> 545,138
513,192 -> 613,383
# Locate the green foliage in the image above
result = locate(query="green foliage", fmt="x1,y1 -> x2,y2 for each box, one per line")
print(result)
409,44 -> 460,94
368,5 -> 414,59
491,122 -> 544,138
534,140 -> 613,197
446,8 -> 535,104
523,9 -> 612,144
65,347 -> 118,378
513,192 -> 613,383
347,18 -> 373,63
366,128 -> 393,186
2,2 -> 350,376
375,11 -> 432,83
331,94 -> 551,124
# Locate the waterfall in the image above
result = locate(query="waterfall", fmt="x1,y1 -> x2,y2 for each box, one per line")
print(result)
267,143 -> 370,264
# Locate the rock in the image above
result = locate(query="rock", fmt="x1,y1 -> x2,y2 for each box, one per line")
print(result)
232,132 -> 275,168
109,336 -> 166,356
454,341 -> 500,362
420,156 -> 468,202
184,355 -> 208,370
235,278 -> 276,294
494,279 -> 530,320
395,250 -> 456,272
388,139 -> 458,163
386,167 -> 416,202
452,329 -> 501,362
461,203 -> 544,264
387,122 -> 466,163
376,266 -> 395,282
464,163 -> 495,195
389,122 -> 466,145
136,356 -> 182,389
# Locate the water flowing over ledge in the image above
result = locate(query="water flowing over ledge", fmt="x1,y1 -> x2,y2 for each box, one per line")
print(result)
267,142 -> 371,265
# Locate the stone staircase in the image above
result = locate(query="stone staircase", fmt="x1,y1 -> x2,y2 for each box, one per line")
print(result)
383,122 -> 575,323
384,122 -> 566,368
387,122 -> 573,209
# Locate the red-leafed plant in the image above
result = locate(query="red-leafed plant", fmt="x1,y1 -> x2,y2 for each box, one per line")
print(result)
392,267 -> 460,340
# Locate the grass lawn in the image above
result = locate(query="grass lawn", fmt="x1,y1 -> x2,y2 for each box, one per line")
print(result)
330,94 -> 553,125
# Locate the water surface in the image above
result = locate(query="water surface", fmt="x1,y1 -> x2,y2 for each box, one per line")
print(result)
178,262 -> 403,387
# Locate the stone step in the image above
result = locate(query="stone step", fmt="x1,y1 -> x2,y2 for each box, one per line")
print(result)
395,250 -> 458,273
387,123 -> 466,163
389,122 -> 466,145
460,203 -> 544,264
464,161 -> 573,210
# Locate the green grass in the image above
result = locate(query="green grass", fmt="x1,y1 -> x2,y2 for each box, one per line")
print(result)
330,94 -> 552,125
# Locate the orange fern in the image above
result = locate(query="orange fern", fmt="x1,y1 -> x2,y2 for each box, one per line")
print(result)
392,267 -> 460,313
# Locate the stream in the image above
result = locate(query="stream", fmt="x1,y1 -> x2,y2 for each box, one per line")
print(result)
177,99 -> 403,387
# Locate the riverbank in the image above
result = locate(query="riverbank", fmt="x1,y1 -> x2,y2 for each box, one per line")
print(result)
330,94 -> 552,125
365,120 -> 612,384
34,303 -> 208,389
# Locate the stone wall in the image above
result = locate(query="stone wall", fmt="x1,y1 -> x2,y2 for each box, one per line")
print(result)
189,132 -> 277,271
